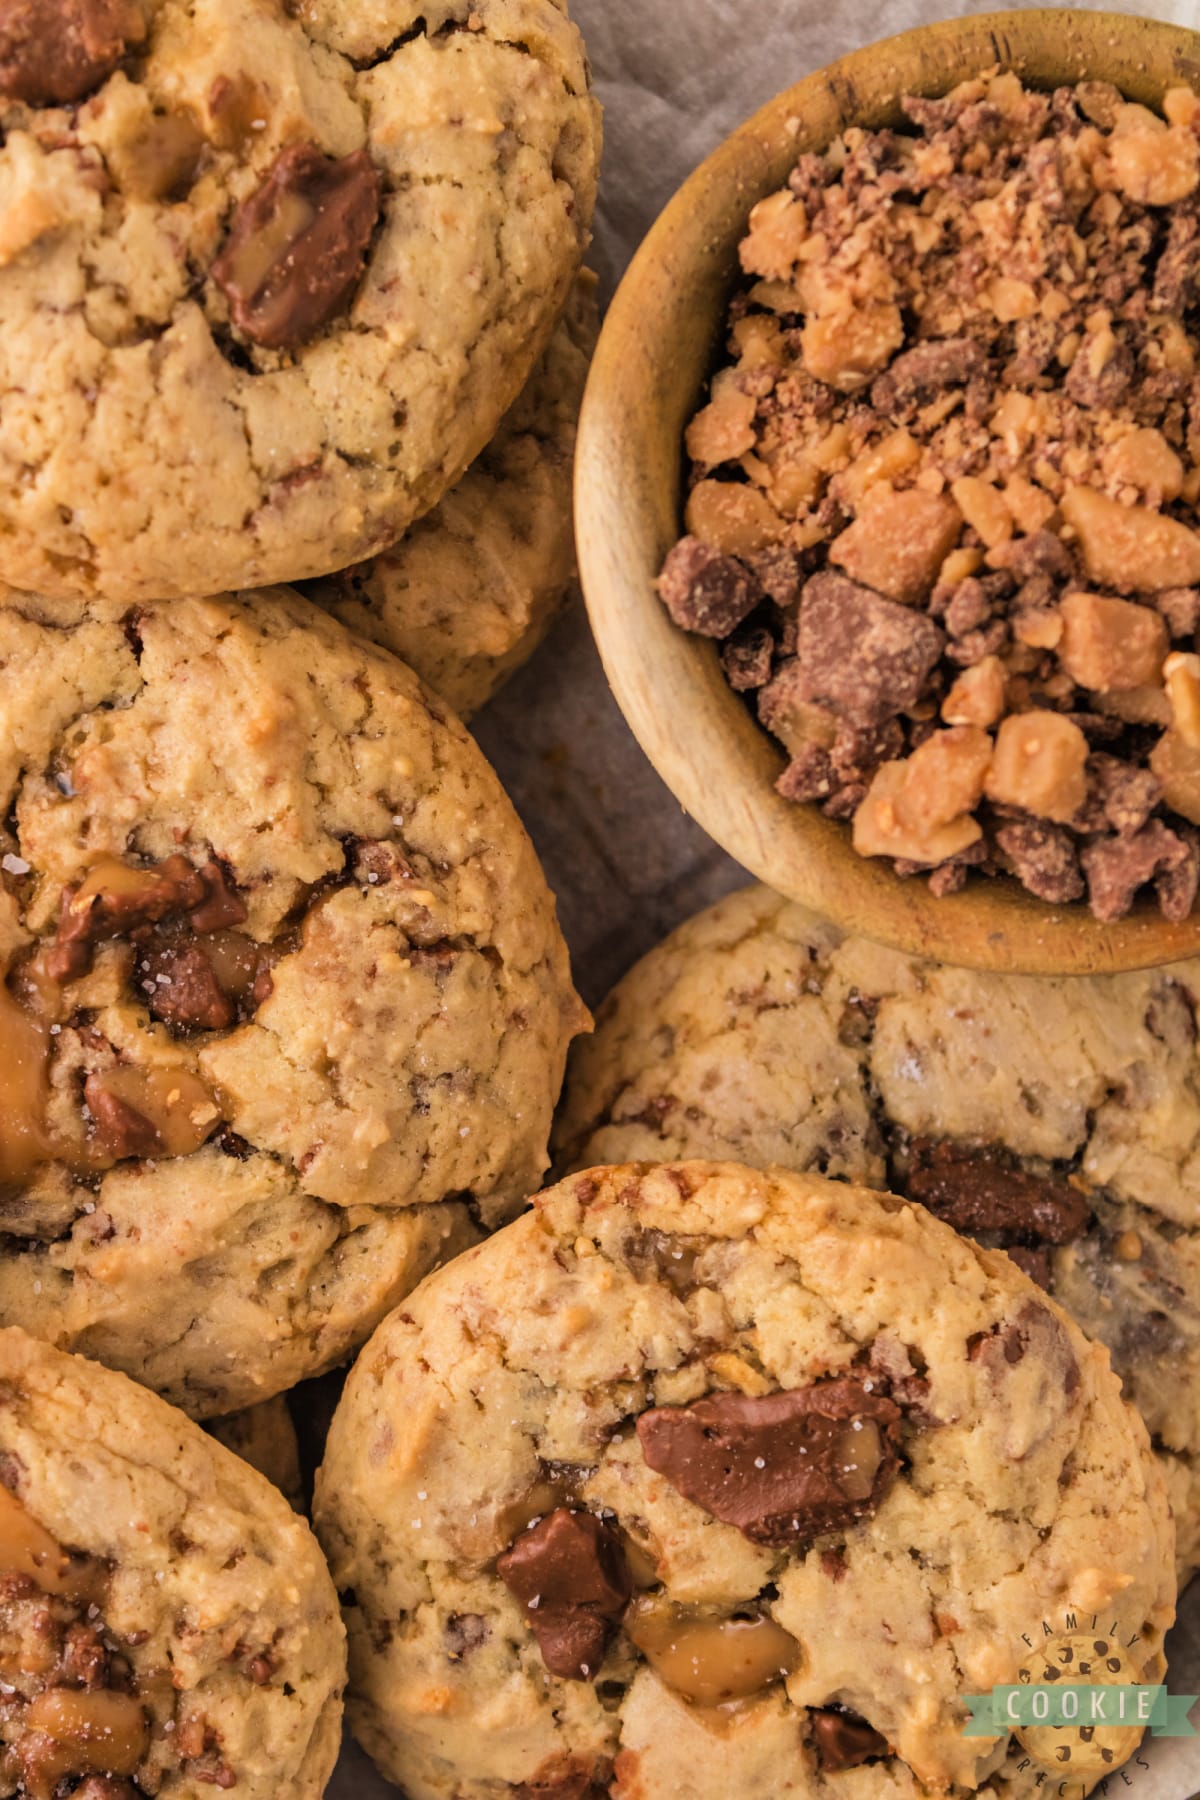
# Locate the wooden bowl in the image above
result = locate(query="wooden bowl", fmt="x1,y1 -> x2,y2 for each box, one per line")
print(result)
575,9 -> 1200,976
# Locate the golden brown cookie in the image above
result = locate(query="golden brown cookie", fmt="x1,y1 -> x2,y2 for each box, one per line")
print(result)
0,0 -> 600,600
315,1162 -> 1174,1800
0,585 -> 587,1416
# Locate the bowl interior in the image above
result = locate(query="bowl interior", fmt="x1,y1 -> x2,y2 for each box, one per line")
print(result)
576,7 -> 1200,975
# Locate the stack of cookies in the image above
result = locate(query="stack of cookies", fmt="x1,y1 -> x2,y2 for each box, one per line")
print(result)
0,7 -> 1192,1800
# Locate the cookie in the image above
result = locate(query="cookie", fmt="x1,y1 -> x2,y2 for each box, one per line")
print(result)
207,1396 -> 303,1509
309,271 -> 598,719
0,585 -> 587,1416
554,883 -> 1200,1578
0,1325 -> 344,1797
0,0 -> 600,601
314,1161 -> 1174,1800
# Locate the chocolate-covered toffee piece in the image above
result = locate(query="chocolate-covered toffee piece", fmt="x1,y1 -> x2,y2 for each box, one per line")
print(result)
906,1139 -> 1092,1246
810,1707 -> 890,1772
46,854 -> 211,983
316,1161 -> 1173,1799
498,1509 -> 631,1681
636,1378 -> 902,1546
657,538 -> 763,638
0,0 -> 145,106
213,144 -> 382,351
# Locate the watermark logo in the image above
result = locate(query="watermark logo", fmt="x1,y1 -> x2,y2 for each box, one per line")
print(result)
963,1616 -> 1196,1797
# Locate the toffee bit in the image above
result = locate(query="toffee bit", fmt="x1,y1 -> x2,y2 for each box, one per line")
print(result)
659,66 -> 1200,921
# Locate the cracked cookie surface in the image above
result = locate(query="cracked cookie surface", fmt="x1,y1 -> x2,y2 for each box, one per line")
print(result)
555,883 -> 1200,1581
0,1325 -> 344,1798
314,1161 -> 1174,1800
0,0 -> 600,601
308,269 -> 597,719
0,584 -> 587,1416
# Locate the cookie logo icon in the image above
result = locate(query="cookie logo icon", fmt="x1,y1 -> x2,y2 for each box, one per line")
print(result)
963,1614 -> 1197,1796
1015,1632 -> 1145,1780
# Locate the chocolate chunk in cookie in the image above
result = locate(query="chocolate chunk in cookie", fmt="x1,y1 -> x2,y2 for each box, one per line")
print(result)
906,1139 -> 1091,1245
636,1378 -> 902,1547
83,1075 -> 164,1161
46,856 -> 209,983
498,1509 -> 631,1681
188,862 -> 248,933
212,144 -> 382,352
967,1300 -> 1081,1398
0,0 -> 144,106
513,1759 -> 611,1800
142,945 -> 235,1033
810,1707 -> 889,1771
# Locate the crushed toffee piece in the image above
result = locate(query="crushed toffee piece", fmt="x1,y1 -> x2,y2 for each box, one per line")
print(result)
659,69 -> 1200,920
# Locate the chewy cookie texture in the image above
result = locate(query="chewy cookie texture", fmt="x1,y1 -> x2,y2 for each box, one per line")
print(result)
660,69 -> 1200,921
0,586 -> 586,1417
556,883 -> 1200,1580
314,1161 -> 1174,1800
0,1326 -> 344,1798
309,270 -> 599,720
0,0 -> 600,601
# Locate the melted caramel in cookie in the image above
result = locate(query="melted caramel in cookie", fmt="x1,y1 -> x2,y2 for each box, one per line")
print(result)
0,1485 -> 153,1796
0,954 -> 222,1185
625,1597 -> 801,1706
0,979 -> 57,1187
0,1484 -> 69,1596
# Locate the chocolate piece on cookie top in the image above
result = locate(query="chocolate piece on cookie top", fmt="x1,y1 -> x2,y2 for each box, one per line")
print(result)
0,0 -> 145,107
905,1138 -> 1092,1244
636,1377 -> 903,1547
810,1706 -> 891,1772
213,144 -> 382,352
512,1759 -> 613,1800
904,1138 -> 1092,1288
46,854 -> 242,983
497,1509 -> 632,1682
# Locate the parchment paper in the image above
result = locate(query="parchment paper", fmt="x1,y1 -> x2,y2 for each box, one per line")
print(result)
330,3 -> 1200,1791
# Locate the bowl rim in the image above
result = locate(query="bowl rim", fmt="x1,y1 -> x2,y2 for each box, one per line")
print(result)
575,6 -> 1200,976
